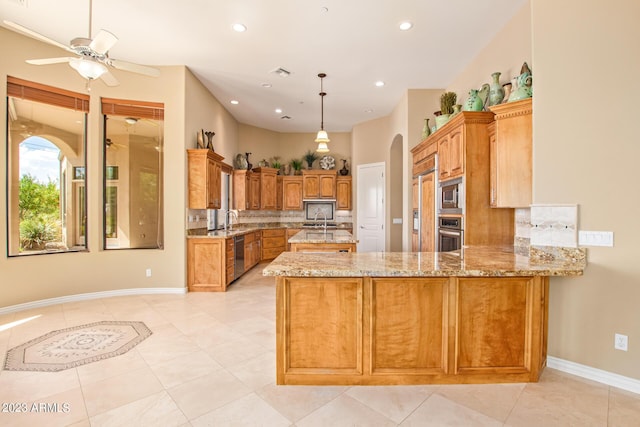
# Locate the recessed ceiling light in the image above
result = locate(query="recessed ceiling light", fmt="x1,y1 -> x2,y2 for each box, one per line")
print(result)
321,7 -> 329,13
230,100 -> 239,105
261,82 -> 272,88
364,109 -> 374,113
375,81 -> 385,87
232,23 -> 247,32
275,108 -> 283,114
399,21 -> 413,31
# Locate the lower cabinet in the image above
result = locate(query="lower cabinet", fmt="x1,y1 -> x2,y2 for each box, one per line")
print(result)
276,275 -> 548,384
285,228 -> 301,251
244,231 -> 261,271
262,229 -> 286,260
187,238 -> 229,292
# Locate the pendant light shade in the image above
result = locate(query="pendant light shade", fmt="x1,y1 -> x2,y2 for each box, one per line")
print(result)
315,73 -> 330,152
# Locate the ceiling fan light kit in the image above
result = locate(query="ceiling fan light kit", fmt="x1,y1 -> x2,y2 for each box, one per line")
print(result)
315,73 -> 330,153
69,57 -> 107,80
3,0 -> 159,88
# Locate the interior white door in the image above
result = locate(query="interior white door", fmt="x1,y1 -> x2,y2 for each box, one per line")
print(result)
357,162 -> 385,252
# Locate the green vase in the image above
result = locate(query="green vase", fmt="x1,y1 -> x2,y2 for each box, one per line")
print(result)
435,114 -> 450,129
421,118 -> 431,140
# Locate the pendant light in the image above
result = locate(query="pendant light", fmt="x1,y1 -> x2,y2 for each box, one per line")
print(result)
315,73 -> 330,153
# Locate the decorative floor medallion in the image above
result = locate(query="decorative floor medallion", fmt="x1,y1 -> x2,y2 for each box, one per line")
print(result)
4,321 -> 152,372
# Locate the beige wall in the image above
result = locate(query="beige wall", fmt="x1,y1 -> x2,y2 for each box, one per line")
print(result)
0,28 -> 190,307
185,71 -> 239,163
238,124 -> 351,171
531,0 -> 640,380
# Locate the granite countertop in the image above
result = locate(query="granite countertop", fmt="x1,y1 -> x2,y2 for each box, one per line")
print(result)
262,245 -> 586,278
187,222 -> 352,239
288,229 -> 357,244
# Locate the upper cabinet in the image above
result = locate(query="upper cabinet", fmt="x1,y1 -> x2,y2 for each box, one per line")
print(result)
233,169 -> 258,210
437,126 -> 464,181
336,176 -> 352,210
302,170 -> 337,199
282,176 -> 303,210
187,149 -> 225,209
488,98 -> 532,208
254,167 -> 279,210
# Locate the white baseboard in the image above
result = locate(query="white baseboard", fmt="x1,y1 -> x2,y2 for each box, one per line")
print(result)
0,287 -> 188,316
547,356 -> 640,395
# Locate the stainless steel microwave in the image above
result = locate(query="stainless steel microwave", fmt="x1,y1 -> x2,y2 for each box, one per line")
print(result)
438,177 -> 464,214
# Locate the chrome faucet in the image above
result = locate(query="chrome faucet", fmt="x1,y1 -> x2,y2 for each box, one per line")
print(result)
224,210 -> 238,231
314,211 -> 327,232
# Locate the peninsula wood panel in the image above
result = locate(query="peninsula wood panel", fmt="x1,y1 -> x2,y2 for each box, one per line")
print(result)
282,277 -> 363,377
276,274 -> 548,385
289,242 -> 356,253
370,278 -> 448,374
455,277 -> 532,374
187,238 -> 226,292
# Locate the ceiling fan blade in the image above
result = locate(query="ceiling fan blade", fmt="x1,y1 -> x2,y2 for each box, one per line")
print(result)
100,70 -> 120,87
26,57 -> 75,65
107,58 -> 160,77
89,29 -> 118,55
3,20 -> 73,53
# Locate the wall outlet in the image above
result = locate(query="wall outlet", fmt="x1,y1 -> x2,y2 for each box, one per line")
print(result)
145,268 -> 152,278
578,230 -> 614,247
615,333 -> 628,351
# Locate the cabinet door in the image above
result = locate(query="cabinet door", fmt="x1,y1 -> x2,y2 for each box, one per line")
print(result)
319,175 -> 336,199
336,177 -> 352,210
276,176 -> 283,210
488,122 -> 498,207
448,128 -> 464,178
437,135 -> 450,180
207,158 -> 221,209
283,177 -> 303,210
260,171 -> 277,210
249,174 -> 261,210
286,228 -> 301,250
303,175 -> 320,199
187,238 -> 225,292
420,172 -> 436,252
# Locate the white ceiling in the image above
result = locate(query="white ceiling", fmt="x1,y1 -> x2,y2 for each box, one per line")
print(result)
0,0 -> 527,133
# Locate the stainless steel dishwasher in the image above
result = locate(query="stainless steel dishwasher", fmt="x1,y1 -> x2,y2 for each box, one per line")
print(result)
233,235 -> 245,280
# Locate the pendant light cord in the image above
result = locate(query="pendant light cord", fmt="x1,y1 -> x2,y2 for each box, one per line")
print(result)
319,73 -> 326,131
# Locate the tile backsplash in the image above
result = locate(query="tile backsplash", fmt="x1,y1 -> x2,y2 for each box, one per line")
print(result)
530,204 -> 578,248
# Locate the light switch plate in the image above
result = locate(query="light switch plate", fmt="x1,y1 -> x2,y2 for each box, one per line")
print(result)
578,231 -> 614,247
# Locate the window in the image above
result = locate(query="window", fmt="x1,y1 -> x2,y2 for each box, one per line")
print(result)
6,77 -> 88,256
102,98 -> 164,249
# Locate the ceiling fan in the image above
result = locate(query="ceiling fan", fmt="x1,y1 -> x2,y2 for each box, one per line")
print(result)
3,0 -> 159,87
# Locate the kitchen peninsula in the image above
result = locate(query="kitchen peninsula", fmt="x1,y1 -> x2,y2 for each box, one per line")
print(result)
288,229 -> 357,253
263,246 -> 585,386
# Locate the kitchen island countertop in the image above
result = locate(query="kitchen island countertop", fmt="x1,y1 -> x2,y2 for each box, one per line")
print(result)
263,245 -> 585,278
288,229 -> 357,244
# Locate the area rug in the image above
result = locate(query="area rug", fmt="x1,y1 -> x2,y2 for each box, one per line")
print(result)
4,321 -> 152,372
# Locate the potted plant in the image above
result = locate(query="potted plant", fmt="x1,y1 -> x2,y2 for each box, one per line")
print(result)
303,150 -> 318,169
270,156 -> 282,174
289,158 -> 303,175
436,91 -> 457,129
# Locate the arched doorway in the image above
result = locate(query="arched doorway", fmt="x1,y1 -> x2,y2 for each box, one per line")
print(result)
389,134 -> 403,251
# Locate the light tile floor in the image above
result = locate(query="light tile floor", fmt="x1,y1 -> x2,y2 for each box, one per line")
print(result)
1,262 -> 639,426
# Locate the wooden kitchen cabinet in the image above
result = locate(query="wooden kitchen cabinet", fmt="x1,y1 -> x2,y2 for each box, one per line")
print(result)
336,176 -> 352,210
187,238 -> 229,292
282,176 -> 303,210
302,170 -> 337,199
488,98 -> 532,208
262,228 -> 286,260
244,231 -> 262,271
187,149 -> 224,209
276,176 -> 283,210
411,111 -> 514,248
233,170 -> 255,210
254,167 -> 278,210
225,238 -> 234,286
437,127 -> 464,181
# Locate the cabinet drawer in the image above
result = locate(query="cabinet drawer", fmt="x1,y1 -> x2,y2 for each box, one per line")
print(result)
244,232 -> 255,243
263,236 -> 286,249
262,247 -> 284,260
262,229 -> 285,238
